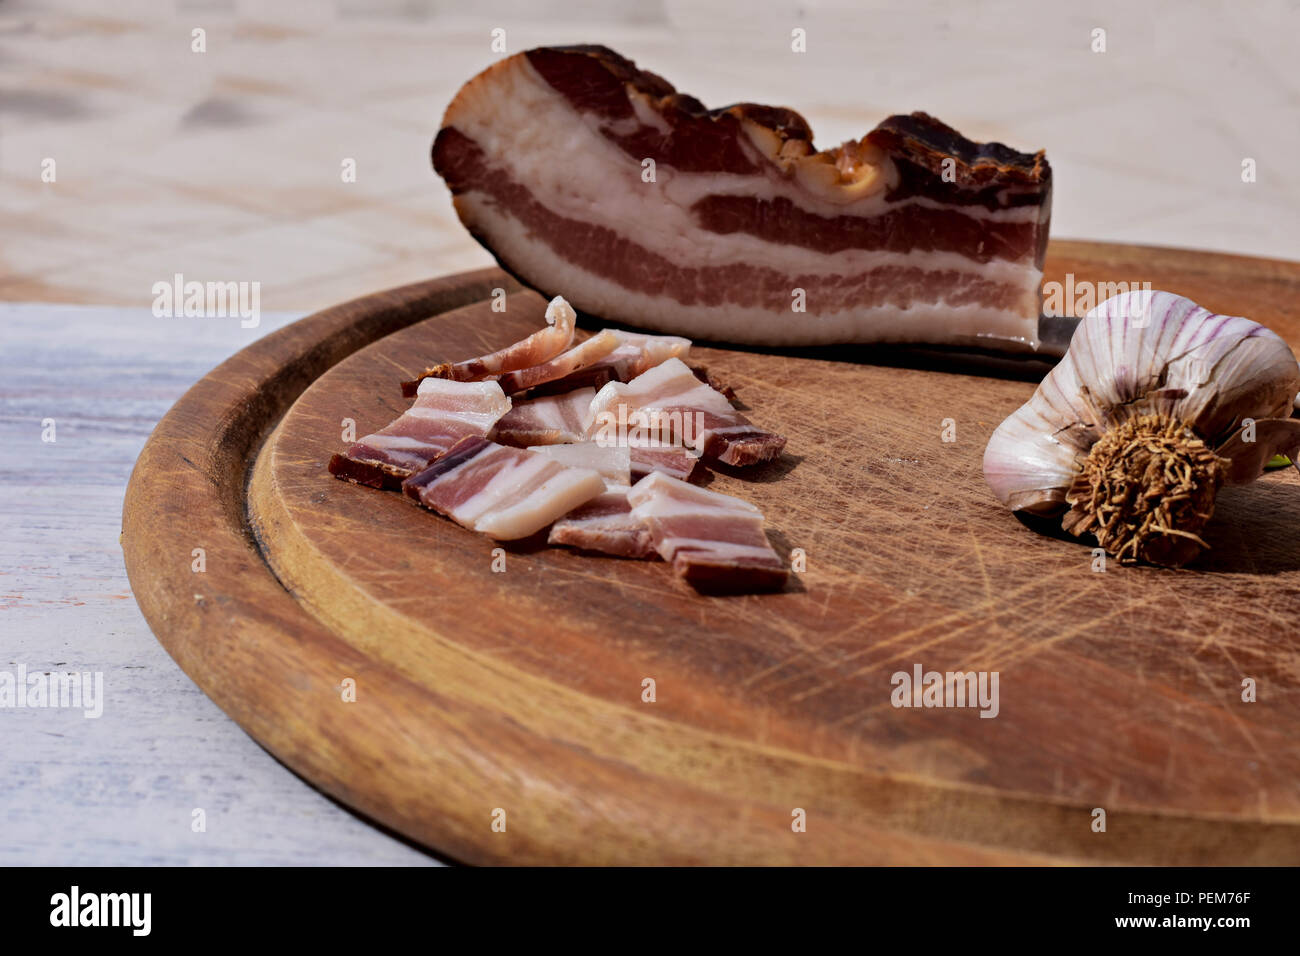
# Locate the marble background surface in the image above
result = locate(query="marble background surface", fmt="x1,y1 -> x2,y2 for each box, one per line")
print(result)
3,0 -> 1298,864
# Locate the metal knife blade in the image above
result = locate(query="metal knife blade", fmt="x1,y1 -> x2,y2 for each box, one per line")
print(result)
1036,313 -> 1081,359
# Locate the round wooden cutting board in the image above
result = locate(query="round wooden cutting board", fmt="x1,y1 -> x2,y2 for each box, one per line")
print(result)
122,243 -> 1300,865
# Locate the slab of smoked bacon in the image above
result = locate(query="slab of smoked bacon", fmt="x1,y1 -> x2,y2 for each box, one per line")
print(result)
433,45 -> 1052,351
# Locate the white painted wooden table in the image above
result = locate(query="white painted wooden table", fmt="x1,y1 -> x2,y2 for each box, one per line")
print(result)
0,303 -> 437,865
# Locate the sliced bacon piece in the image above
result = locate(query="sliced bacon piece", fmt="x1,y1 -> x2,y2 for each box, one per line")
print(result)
626,472 -> 787,592
402,436 -> 604,540
527,441 -> 631,485
497,330 -> 619,394
432,46 -> 1052,350
400,295 -> 577,396
629,442 -> 700,481
548,485 -> 656,559
490,387 -> 593,447
518,365 -> 619,399
328,378 -> 511,489
535,442 -> 651,556
587,357 -> 785,466
689,364 -> 736,401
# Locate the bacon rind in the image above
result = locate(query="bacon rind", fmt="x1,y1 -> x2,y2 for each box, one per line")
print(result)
327,453 -> 408,490
668,553 -> 789,593
865,113 -> 1051,218
520,46 -> 1050,199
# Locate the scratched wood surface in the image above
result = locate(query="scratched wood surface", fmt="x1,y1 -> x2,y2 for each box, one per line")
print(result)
123,243 -> 1300,865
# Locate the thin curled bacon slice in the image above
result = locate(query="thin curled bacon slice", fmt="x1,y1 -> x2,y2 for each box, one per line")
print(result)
400,295 -> 577,396
496,329 -> 620,395
514,331 -> 689,401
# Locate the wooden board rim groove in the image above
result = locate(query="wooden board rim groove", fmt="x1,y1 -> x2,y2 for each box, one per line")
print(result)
122,244 -> 1300,865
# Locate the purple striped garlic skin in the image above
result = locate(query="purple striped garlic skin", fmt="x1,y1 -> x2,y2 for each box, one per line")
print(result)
984,289 -> 1300,524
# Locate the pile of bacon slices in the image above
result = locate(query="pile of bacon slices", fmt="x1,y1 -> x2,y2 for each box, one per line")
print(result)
328,296 -> 790,593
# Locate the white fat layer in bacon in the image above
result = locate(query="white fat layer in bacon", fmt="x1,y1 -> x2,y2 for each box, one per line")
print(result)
447,58 -> 1041,347
498,329 -> 620,394
586,358 -> 749,453
464,184 -> 1040,284
458,196 -> 1039,348
414,441 -> 605,540
628,471 -> 761,516
491,386 -> 594,446
528,441 -> 631,485
439,294 -> 576,380
476,468 -> 603,539
349,379 -> 510,472
626,472 -> 782,569
547,485 -> 656,559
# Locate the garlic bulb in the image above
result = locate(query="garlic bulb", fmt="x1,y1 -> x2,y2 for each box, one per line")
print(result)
984,290 -> 1300,566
